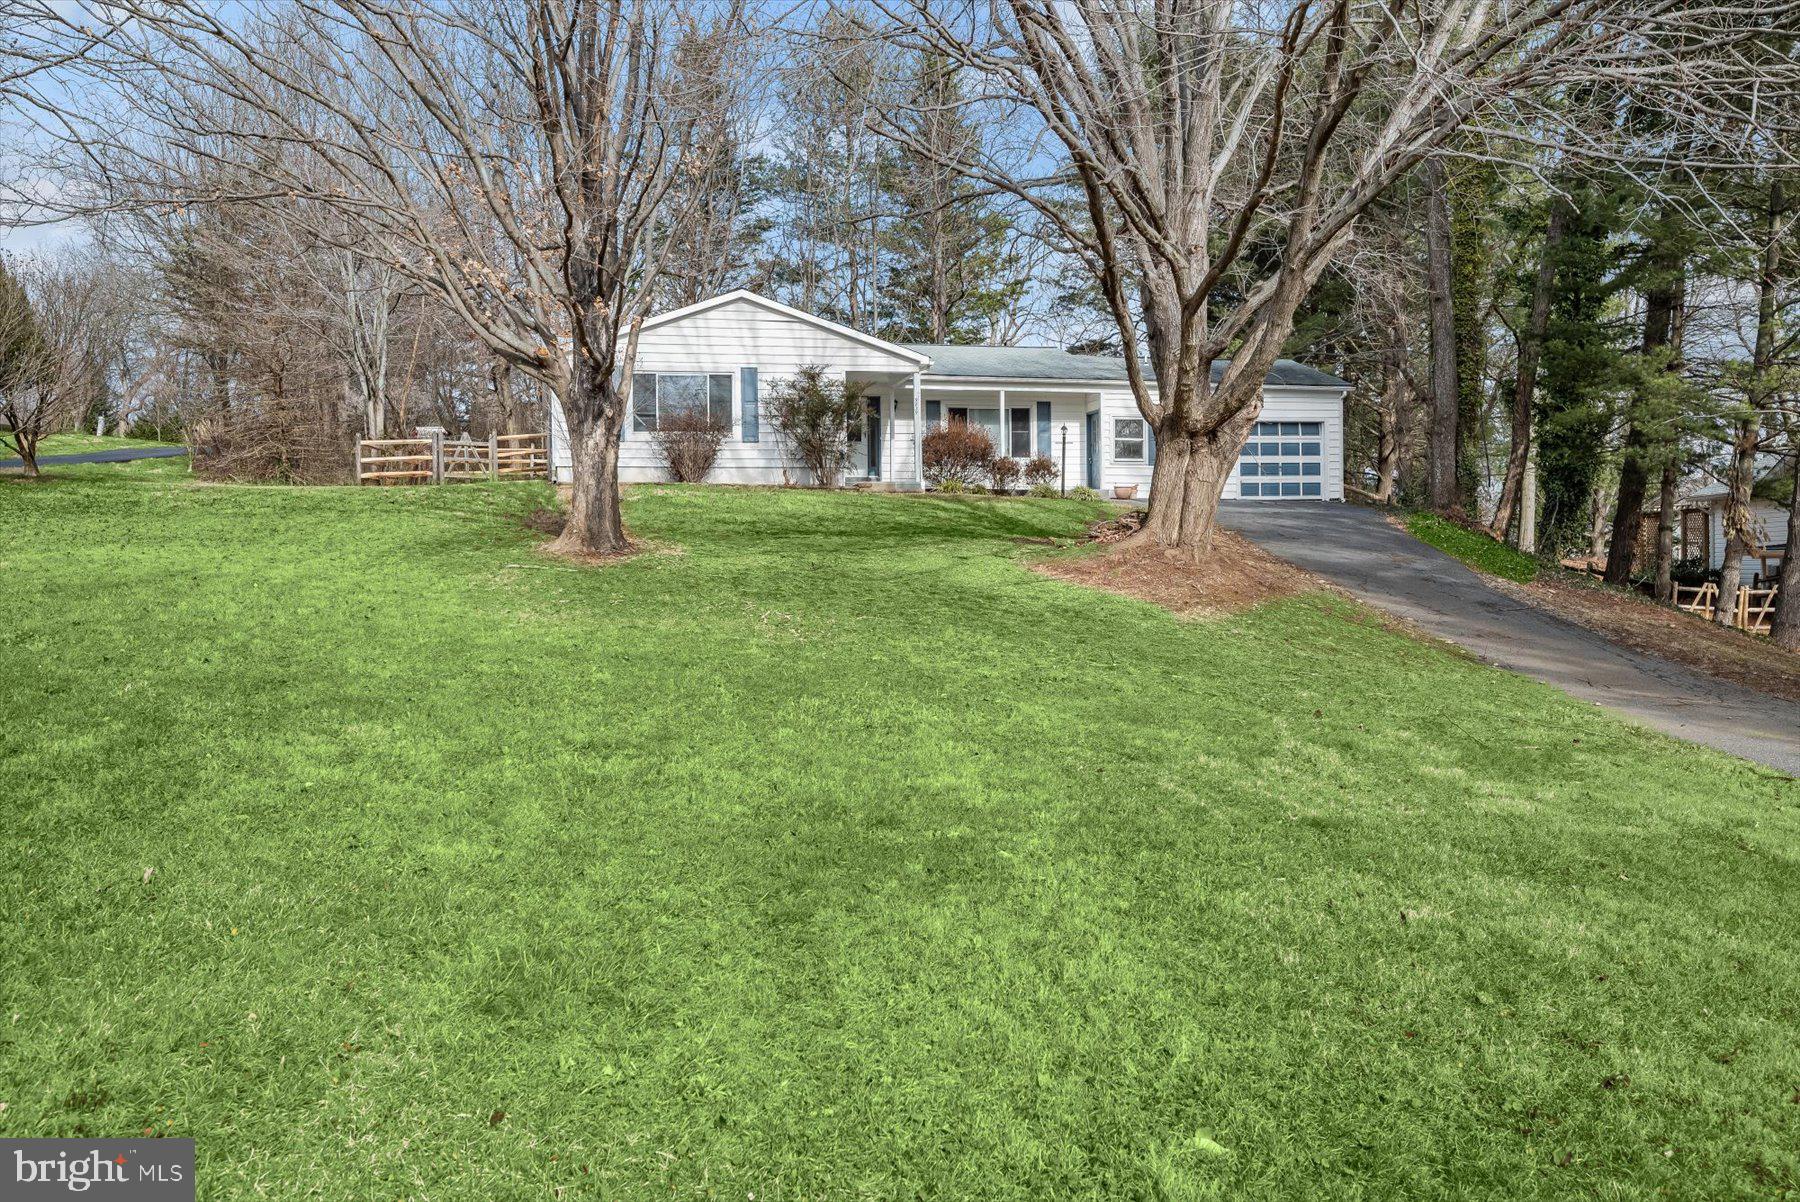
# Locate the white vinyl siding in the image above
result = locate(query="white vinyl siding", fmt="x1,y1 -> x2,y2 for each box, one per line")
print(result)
552,295 -> 923,484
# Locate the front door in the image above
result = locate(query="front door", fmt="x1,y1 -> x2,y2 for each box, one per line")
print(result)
1084,410 -> 1100,489
865,397 -> 881,480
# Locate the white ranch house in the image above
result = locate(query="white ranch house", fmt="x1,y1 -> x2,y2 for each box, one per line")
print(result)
549,290 -> 1350,499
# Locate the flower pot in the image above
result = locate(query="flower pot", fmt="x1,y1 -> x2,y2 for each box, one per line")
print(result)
1113,485 -> 1138,500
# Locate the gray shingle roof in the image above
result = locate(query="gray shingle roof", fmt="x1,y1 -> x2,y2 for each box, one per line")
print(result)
905,343 -> 1349,389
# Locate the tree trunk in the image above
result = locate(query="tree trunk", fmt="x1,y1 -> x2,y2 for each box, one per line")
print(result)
8,432 -> 40,477
1719,179 -> 1781,625
1375,400 -> 1402,503
1424,156 -> 1458,513
547,369 -> 630,557
1603,260 -> 1680,586
1653,460 -> 1676,603
491,364 -> 522,435
1449,163 -> 1493,513
1518,442 -> 1538,554
1135,411 -> 1243,560
1489,198 -> 1565,540
1771,450 -> 1800,647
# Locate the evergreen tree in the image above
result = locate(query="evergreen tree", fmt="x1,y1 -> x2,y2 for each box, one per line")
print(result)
1536,172 -> 1631,555
879,54 -> 1024,344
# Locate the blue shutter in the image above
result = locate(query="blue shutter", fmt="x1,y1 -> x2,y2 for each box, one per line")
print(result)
1147,422 -> 1157,465
740,366 -> 758,442
926,399 -> 941,427
1036,401 -> 1051,456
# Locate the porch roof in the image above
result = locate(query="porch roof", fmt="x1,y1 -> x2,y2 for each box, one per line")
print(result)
904,343 -> 1349,389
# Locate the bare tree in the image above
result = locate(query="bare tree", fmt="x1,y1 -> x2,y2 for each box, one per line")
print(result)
5,0 -> 751,553
0,255 -> 107,474
871,0 -> 1796,557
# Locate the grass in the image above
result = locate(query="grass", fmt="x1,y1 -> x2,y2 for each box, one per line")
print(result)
1404,510 -> 1541,583
2,465 -> 1796,1200
7,432 -> 182,460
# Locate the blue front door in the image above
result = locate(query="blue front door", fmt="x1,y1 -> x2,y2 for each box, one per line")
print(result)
1084,410 -> 1100,489
866,398 -> 881,480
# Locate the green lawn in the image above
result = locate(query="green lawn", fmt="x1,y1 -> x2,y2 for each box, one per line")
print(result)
3,466 -> 1796,1200
1404,511 -> 1541,583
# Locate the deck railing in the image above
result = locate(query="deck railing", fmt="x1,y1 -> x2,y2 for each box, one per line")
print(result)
357,431 -> 547,485
1673,581 -> 1779,634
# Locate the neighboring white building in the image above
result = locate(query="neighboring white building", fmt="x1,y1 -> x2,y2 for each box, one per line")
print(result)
549,290 -> 1350,499
1674,456 -> 1792,584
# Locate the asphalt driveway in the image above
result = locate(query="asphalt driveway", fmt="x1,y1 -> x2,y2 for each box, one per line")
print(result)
1220,501 -> 1800,775
0,445 -> 187,470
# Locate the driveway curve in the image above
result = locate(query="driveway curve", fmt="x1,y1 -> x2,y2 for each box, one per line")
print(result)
1220,501 -> 1800,775
0,446 -> 188,470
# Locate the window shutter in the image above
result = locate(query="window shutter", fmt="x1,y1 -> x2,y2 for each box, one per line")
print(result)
740,366 -> 758,443
1147,423 -> 1157,465
926,399 -> 940,426
1036,402 -> 1051,456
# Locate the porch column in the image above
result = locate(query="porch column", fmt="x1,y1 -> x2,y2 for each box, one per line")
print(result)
912,372 -> 924,485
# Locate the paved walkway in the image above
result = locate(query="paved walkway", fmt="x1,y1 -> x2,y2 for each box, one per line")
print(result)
0,445 -> 187,470
1220,501 -> 1800,775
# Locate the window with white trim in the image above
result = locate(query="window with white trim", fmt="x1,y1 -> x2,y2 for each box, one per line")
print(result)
633,372 -> 732,432
1113,417 -> 1146,462
1007,407 -> 1031,458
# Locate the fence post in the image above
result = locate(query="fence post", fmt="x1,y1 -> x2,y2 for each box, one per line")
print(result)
353,439 -> 363,486
429,429 -> 444,484
489,432 -> 499,479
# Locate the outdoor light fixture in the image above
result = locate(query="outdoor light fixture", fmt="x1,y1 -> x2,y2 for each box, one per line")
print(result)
1059,424 -> 1069,497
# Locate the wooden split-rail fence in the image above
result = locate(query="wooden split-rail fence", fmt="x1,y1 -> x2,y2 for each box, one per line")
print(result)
1673,581 -> 1779,634
357,430 -> 548,485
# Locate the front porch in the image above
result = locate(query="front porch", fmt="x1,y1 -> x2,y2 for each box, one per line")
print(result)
844,370 -> 1111,494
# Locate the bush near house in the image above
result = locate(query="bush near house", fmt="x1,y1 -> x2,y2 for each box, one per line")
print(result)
923,421 -> 994,488
991,456 -> 1021,493
1023,455 -> 1057,488
763,364 -> 862,487
649,410 -> 728,483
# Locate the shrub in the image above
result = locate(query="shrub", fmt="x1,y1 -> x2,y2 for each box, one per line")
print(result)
1669,556 -> 1717,587
650,409 -> 729,483
1069,485 -> 1102,502
923,421 -> 994,488
937,477 -> 965,494
1027,482 -> 1058,498
1022,455 -> 1056,488
764,365 -> 862,487
990,456 -> 1021,493
968,483 -> 990,495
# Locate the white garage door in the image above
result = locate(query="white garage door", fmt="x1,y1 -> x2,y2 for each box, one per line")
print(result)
1238,420 -> 1324,498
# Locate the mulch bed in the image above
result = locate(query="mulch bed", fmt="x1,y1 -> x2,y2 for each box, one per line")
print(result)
1029,511 -> 1317,616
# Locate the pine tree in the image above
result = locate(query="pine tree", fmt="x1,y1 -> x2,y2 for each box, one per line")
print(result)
1536,172 -> 1631,556
879,54 -> 1024,344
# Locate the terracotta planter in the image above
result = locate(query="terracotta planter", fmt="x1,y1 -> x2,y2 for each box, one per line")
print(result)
1113,485 -> 1138,500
